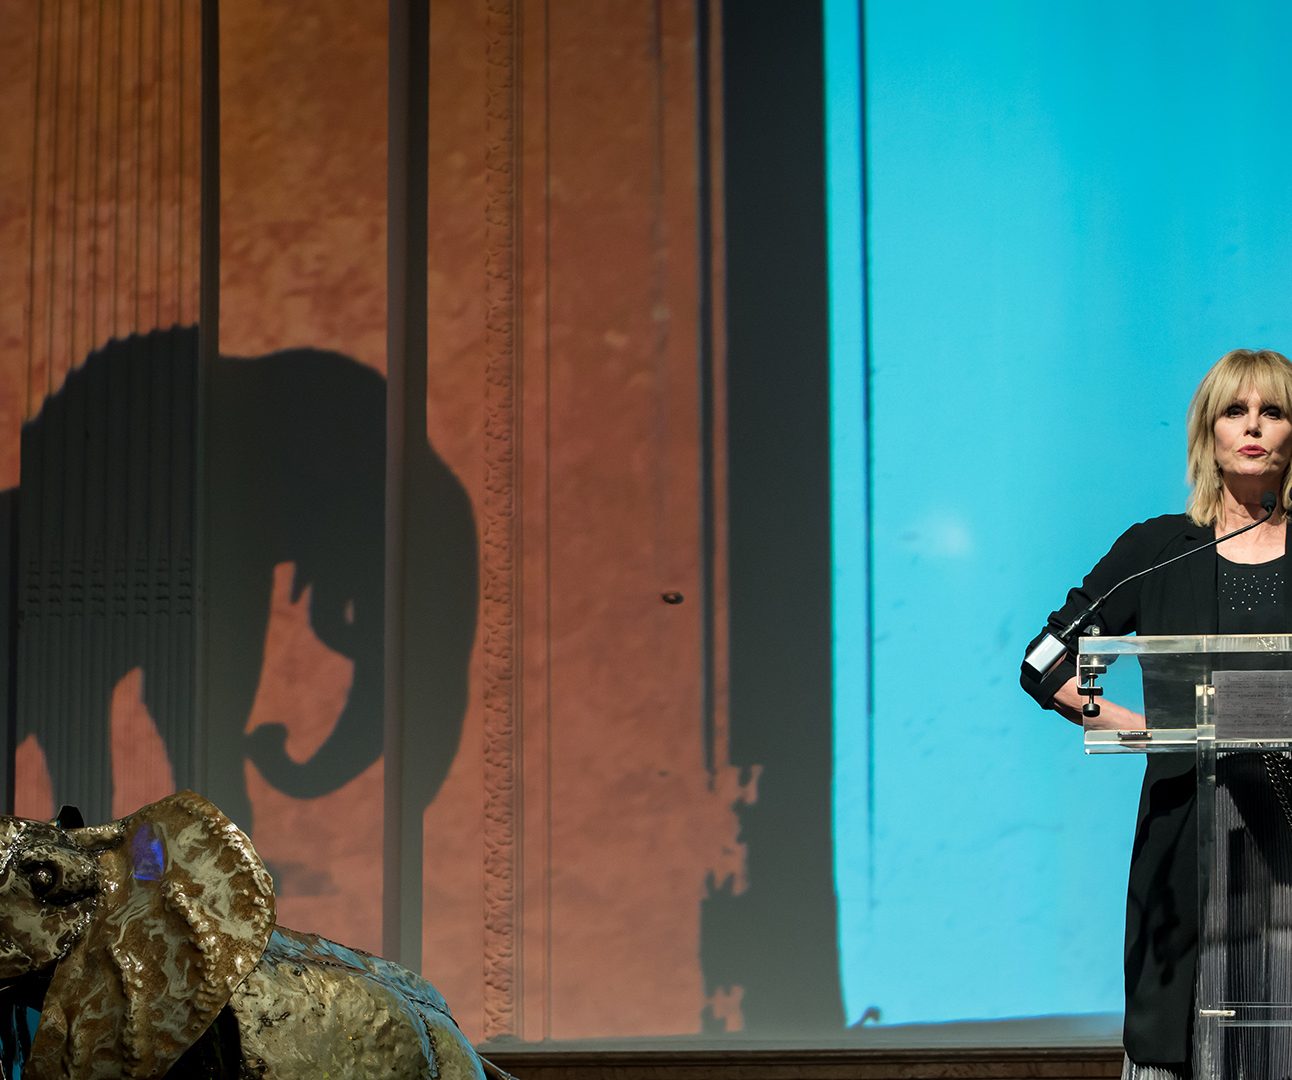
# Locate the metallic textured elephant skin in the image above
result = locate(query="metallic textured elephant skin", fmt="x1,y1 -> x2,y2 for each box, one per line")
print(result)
0,792 -> 487,1080
229,928 -> 482,1080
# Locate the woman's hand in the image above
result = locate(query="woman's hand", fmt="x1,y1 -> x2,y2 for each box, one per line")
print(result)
1051,675 -> 1147,731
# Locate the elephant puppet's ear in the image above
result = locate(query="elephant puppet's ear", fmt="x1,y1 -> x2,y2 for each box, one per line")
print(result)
29,791 -> 276,1080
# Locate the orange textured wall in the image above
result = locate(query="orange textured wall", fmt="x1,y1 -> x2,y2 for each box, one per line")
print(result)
424,0 -> 740,1042
216,0 -> 390,957
219,3 -> 387,367
0,0 -> 740,1045
0,0 -> 38,491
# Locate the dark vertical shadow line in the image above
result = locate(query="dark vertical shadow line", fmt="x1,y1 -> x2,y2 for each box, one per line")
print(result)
72,2 -> 88,815
384,0 -> 410,966
88,2 -> 103,812
1,492 -> 16,813
61,20 -> 74,796
541,0 -> 554,1039
159,6 -> 171,789
384,0 -> 430,971
401,0 -> 431,974
194,0 -> 220,797
46,4 -> 64,800
172,3 -> 183,782
719,0 -> 842,1031
104,0 -> 122,814
12,3 -> 45,812
695,0 -> 716,778
144,324 -> 156,822
156,13 -> 165,789
858,0 -> 876,906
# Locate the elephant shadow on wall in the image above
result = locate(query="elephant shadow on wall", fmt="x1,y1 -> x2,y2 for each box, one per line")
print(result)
1,325 -> 478,893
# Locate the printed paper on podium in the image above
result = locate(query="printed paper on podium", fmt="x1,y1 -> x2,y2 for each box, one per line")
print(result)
1212,668 -> 1292,741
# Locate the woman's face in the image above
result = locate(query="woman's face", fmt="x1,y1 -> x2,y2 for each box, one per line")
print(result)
1213,386 -> 1292,488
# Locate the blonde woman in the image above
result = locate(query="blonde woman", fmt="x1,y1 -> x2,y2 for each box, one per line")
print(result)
1022,349 -> 1292,1080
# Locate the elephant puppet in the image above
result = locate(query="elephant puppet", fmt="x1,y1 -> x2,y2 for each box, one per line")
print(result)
0,791 -> 489,1080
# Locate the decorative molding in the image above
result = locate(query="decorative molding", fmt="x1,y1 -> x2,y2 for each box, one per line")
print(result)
483,1048 -> 1124,1080
481,0 -> 521,1042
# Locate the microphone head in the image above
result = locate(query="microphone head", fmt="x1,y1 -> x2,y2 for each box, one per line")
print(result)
1263,491 -> 1279,514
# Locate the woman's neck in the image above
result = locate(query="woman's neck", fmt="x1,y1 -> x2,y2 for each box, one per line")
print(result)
1215,496 -> 1285,571
1219,504 -> 1281,533
1219,480 -> 1283,531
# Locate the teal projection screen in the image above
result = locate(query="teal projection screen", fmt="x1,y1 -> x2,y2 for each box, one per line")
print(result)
830,0 -> 1292,1031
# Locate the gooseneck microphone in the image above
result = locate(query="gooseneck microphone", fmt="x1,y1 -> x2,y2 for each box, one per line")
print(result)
1023,491 -> 1279,680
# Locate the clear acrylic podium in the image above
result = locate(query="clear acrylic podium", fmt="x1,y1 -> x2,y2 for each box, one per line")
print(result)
1079,632 -> 1292,1079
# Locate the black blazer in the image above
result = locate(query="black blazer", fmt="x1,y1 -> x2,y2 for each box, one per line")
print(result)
1021,513 -> 1292,1065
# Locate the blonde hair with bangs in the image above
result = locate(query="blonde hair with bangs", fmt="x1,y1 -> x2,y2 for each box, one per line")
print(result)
1186,348 -> 1292,526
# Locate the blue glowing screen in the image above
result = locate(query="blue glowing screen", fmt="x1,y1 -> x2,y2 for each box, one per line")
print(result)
829,0 -> 1292,1028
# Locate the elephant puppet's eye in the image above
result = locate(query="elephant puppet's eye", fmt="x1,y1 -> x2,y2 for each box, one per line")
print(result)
25,861 -> 60,898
